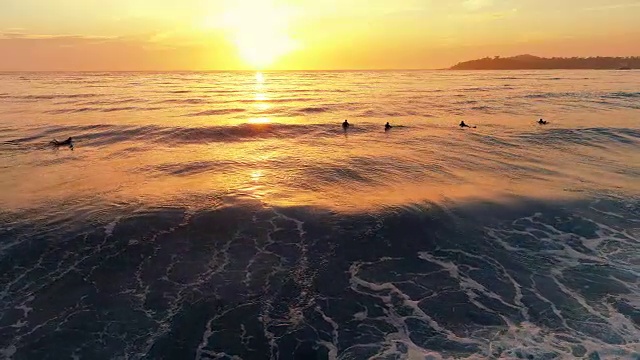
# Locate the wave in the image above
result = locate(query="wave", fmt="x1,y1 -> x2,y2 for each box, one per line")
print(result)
236,97 -> 319,104
143,160 -> 240,176
355,109 -> 434,118
184,108 -> 246,116
4,122 -> 388,148
156,98 -> 208,104
602,91 -> 640,99
148,123 -> 345,144
75,98 -> 147,106
517,127 -> 640,148
524,91 -> 640,101
16,93 -> 102,100
523,92 -> 581,99
460,87 -> 490,92
45,106 -> 162,114
237,104 -> 353,117
297,155 -> 443,189
298,107 -> 330,113
203,89 -> 245,94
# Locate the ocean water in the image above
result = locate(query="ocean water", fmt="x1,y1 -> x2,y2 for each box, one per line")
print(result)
0,70 -> 639,359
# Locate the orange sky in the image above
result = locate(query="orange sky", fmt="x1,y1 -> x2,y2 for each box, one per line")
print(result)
1,0 -> 639,70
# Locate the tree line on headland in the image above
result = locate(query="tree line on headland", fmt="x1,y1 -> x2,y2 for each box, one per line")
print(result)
449,54 -> 639,70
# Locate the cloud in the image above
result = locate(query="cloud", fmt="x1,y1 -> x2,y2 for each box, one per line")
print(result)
463,0 -> 494,11
583,2 -> 640,11
0,32 -> 25,39
0,32 -> 117,42
489,8 -> 518,19
0,29 -> 238,71
457,8 -> 518,22
0,30 -> 210,48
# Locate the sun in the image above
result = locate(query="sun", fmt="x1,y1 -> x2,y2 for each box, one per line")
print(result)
208,1 -> 299,69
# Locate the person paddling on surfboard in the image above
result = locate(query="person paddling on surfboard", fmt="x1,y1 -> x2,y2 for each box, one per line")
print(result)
385,122 -> 392,131
538,119 -> 548,125
342,120 -> 350,130
51,137 -> 73,147
459,121 -> 476,129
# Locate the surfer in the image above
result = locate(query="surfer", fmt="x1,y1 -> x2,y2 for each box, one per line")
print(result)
385,122 -> 392,131
51,137 -> 73,147
459,121 -> 476,129
538,119 -> 548,125
342,120 -> 350,130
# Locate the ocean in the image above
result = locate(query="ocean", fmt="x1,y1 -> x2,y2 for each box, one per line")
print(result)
0,70 -> 638,359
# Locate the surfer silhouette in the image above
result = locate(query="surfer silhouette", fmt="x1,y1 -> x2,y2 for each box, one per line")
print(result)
459,121 -> 476,129
51,137 -> 73,149
385,122 -> 392,131
538,119 -> 548,125
342,120 -> 350,130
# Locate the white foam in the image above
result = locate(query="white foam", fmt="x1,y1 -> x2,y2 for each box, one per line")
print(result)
477,202 -> 640,358
104,217 -> 120,237
0,345 -> 16,359
194,318 -> 214,360
315,306 -> 340,349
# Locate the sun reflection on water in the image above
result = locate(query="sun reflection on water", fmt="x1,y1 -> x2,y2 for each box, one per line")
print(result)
247,117 -> 271,124
252,72 -> 272,116
251,170 -> 264,182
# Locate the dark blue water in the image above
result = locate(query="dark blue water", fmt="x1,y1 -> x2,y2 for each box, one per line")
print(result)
1,197 -> 639,359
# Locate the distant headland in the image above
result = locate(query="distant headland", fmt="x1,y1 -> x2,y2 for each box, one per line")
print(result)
449,55 -> 639,70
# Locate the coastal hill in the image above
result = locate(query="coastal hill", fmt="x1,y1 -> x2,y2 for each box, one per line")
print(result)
450,55 -> 639,70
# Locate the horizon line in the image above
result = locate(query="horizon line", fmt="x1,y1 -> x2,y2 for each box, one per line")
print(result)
0,68 -> 445,73
2,55 -> 638,73
2,68 -> 637,73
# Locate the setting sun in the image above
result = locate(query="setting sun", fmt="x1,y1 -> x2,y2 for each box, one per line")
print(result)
207,1 -> 299,69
